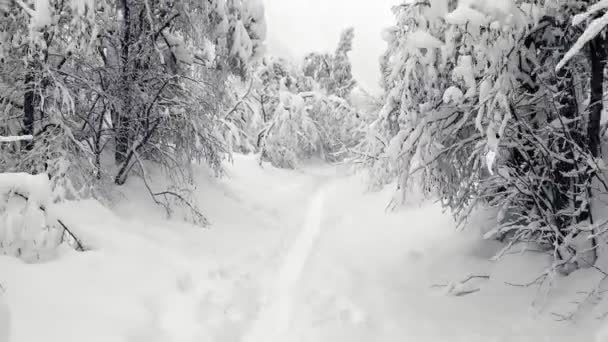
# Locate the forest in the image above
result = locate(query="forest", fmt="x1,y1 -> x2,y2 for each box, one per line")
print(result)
3,0 -> 608,341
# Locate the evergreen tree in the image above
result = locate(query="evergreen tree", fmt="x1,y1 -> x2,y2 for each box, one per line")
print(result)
302,27 -> 357,98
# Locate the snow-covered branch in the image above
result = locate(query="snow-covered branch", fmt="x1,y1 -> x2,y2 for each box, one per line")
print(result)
0,135 -> 33,143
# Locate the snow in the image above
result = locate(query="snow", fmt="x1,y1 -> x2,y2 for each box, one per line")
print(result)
446,0 -> 524,28
381,26 -> 397,43
445,6 -> 490,27
1,155 -> 607,341
453,55 -> 477,97
479,78 -> 493,103
519,3 -> 543,25
0,173 -> 51,207
572,0 -> 608,26
231,20 -> 254,62
443,86 -> 464,104
1,155 -> 322,342
200,38 -> 217,67
70,0 -> 94,17
30,0 -> 52,29
422,0 -> 449,20
244,0 -> 267,43
557,10 -> 608,71
0,292 -> 8,342
407,30 -> 444,49
244,186 -> 329,341
387,129 -> 408,161
0,136 -> 32,143
485,149 -> 496,175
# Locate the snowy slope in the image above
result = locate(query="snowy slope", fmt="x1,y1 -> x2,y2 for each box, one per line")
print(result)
289,174 -> 602,341
1,154 -> 607,341
0,155 -> 325,342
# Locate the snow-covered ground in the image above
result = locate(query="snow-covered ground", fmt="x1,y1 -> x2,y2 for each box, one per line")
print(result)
1,154 -> 607,341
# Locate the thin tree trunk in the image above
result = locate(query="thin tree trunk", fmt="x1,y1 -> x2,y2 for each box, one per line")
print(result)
581,32 -> 608,267
588,35 -> 606,159
22,71 -> 35,150
115,0 -> 131,166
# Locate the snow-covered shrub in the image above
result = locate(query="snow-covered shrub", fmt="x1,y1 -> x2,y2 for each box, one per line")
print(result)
1,125 -> 98,202
246,34 -> 363,169
304,93 -> 363,162
0,173 -> 79,262
303,27 -> 357,98
241,26 -> 361,168
260,89 -> 319,169
247,56 -> 363,168
364,0 -> 608,271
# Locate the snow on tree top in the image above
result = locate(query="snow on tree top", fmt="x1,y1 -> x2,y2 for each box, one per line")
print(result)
408,30 -> 443,49
443,86 -> 464,104
445,6 -> 490,26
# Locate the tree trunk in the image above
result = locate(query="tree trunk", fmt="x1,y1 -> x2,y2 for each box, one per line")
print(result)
588,35 -> 607,159
22,71 -> 35,150
579,31 -> 608,267
115,0 -> 131,166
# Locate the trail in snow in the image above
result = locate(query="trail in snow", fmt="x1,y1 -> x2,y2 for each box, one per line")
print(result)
244,185 -> 328,342
3,155 -> 606,342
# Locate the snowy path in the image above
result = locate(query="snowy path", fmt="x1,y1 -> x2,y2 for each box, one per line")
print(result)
250,174 -> 593,342
0,155 -> 604,342
244,186 -> 328,342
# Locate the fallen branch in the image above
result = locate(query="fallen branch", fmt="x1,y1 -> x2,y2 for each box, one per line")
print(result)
432,274 -> 490,297
505,272 -> 548,288
432,274 -> 490,288
454,288 -> 481,296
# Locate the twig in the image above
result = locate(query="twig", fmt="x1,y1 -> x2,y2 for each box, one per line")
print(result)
432,274 -> 490,288
460,275 -> 490,283
114,119 -> 161,185
133,151 -> 209,226
153,190 -> 209,226
432,274 -> 490,297
224,78 -> 254,120
454,288 -> 481,296
56,219 -> 86,251
505,272 -> 548,288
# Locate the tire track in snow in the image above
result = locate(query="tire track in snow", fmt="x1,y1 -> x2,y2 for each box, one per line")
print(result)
243,185 -> 328,342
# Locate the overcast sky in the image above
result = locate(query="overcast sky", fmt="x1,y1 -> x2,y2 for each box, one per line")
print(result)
263,0 -> 398,95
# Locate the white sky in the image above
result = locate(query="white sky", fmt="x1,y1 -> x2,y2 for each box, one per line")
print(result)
263,0 -> 398,95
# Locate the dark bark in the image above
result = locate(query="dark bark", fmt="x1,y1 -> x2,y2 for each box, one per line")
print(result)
583,30 -> 608,265
115,0 -> 131,165
553,67 -> 583,228
588,35 -> 607,159
22,71 -> 35,150
506,16 -> 589,257
114,119 -> 160,185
